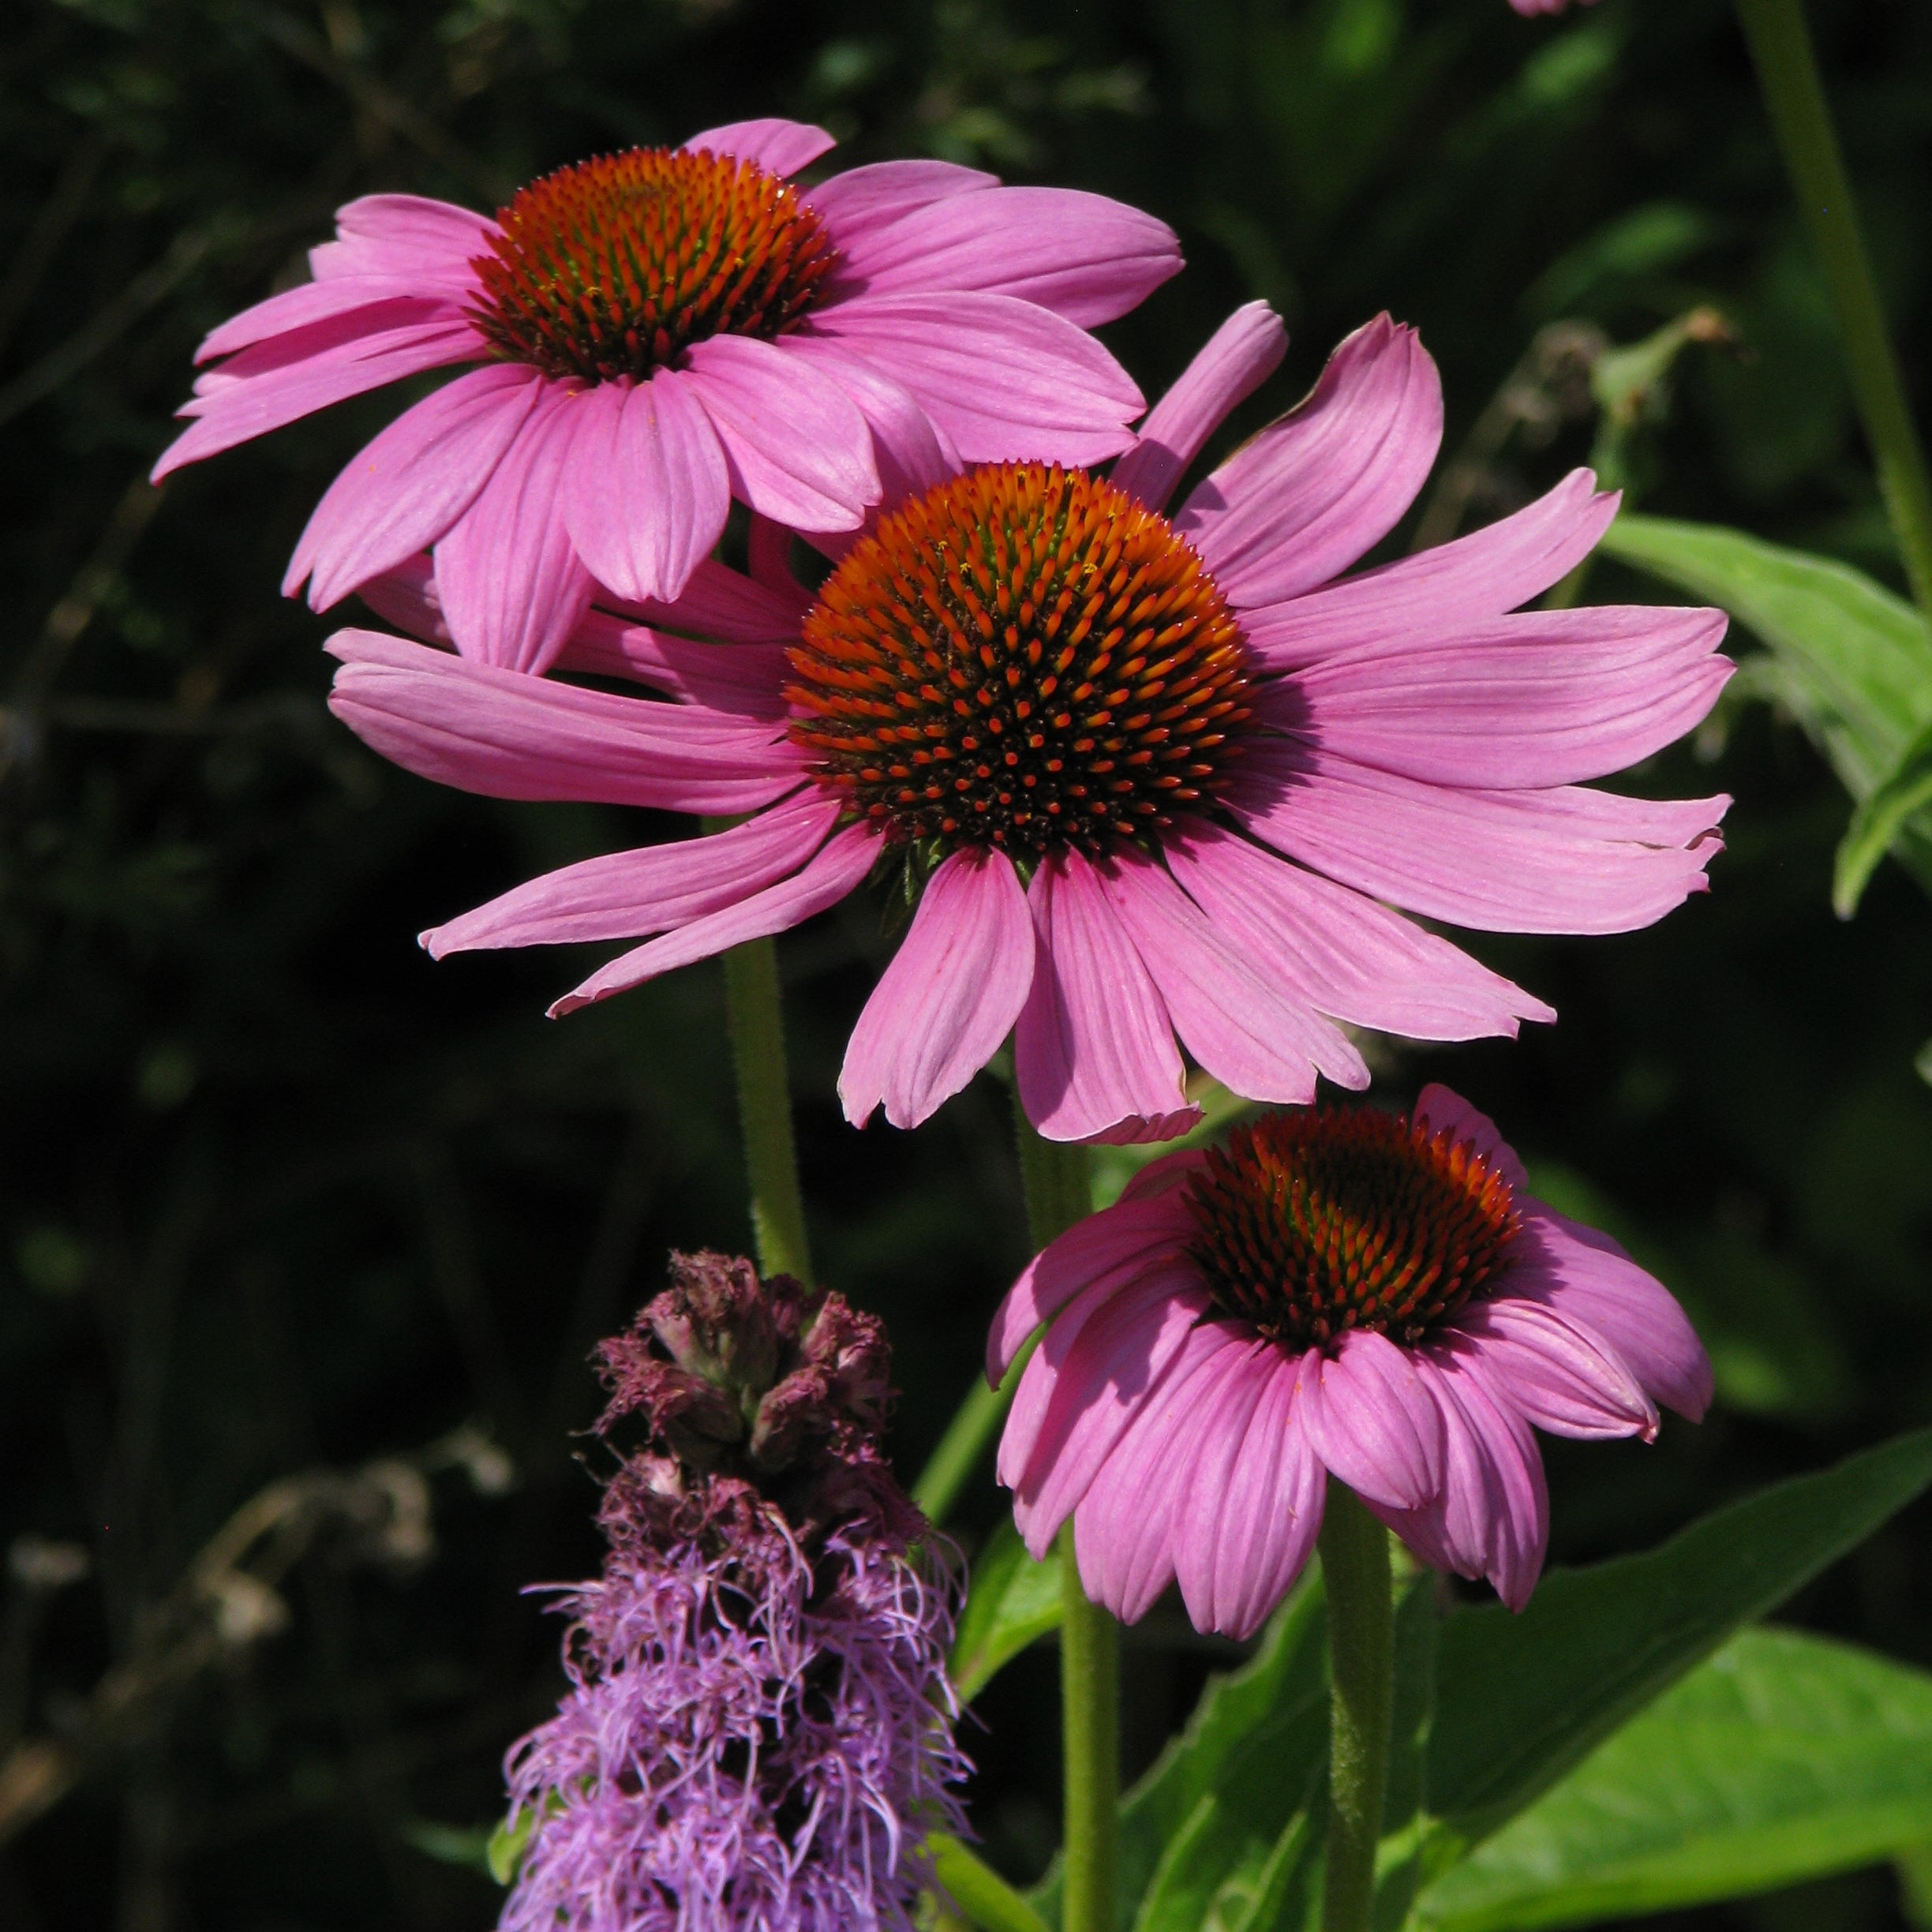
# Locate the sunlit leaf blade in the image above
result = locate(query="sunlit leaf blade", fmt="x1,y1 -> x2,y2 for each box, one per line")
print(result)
949,1518 -> 1063,1703
1416,1627 -> 1932,1931
1833,718 -> 1932,915
1427,1425 -> 1932,1858
1597,512 -> 1932,893
931,1834 -> 1055,1932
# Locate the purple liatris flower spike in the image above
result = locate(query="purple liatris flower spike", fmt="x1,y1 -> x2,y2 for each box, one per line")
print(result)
499,1252 -> 968,1932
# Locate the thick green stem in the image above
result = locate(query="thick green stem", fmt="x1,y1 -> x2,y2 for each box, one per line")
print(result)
721,937 -> 812,1284
1735,0 -> 1932,616
1319,1481 -> 1395,1932
912,1339 -> 1036,1526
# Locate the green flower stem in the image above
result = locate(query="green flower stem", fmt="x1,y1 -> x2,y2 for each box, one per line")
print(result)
1735,0 -> 1932,616
1009,1099 -> 1114,1932
720,936 -> 813,1284
1318,1481 -> 1395,1932
911,1338 -> 1037,1526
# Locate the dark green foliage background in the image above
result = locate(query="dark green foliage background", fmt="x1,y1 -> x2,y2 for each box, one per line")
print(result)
1,0 -> 1929,1925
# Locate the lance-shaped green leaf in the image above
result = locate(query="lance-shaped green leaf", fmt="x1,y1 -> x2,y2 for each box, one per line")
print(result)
949,1519 -> 1063,1703
1427,1425 -> 1932,1859
931,1835 -> 1055,1932
1417,1627 -> 1932,1931
1834,717 -> 1932,915
1598,513 -> 1932,893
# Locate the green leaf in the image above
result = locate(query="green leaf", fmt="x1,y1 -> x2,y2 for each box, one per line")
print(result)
1427,1425 -> 1932,1859
930,1835 -> 1054,1932
1417,1627 -> 1932,1931
1834,718 -> 1932,915
949,1518 -> 1063,1703
400,1818 -> 497,1874
1598,514 -> 1932,893
487,1807 -> 538,1886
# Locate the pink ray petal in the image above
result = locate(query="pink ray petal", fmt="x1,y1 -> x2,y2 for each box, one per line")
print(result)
553,611 -> 788,717
1014,848 -> 1200,1148
1111,301 -> 1288,515
1294,1328 -> 1446,1511
822,185 -> 1180,328
286,364 -> 543,608
1174,315 -> 1441,605
680,118 -> 837,177
840,848 -> 1037,1131
308,193 -> 500,282
1411,1084 -> 1530,1190
1291,605 -> 1732,790
549,823 -> 879,1018
1231,743 -> 1729,935
772,335 -> 961,505
1005,1264 -> 1216,1557
987,1182 -> 1199,1387
560,372 -> 731,606
1507,1203 -> 1713,1421
811,290 -> 1144,466
1099,849 -> 1365,1103
1075,1325 -> 1252,1623
196,274 -> 458,363
804,159 -> 998,234
1163,825 -> 1552,1041
1374,1349 -> 1548,1612
614,557 -> 811,645
681,335 -> 878,530
152,317 -> 478,477
324,629 -> 802,814
1446,1295 -> 1658,1441
423,790 -> 841,955
1173,1340 -> 1327,1639
432,386 -> 594,673
1241,470 -> 1619,667
354,556 -> 447,643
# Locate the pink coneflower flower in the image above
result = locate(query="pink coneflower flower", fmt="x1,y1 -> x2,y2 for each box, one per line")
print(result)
988,1086 -> 1712,1633
327,304 -> 1732,1144
154,119 -> 1176,672
500,1252 -> 968,1932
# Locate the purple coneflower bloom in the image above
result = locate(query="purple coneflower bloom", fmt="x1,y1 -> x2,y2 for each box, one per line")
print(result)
324,303 -> 1732,1144
154,119 -> 1176,670
501,1252 -> 968,1932
989,1086 -> 1713,1632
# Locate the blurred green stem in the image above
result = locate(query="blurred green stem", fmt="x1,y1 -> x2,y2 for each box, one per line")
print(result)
1735,0 -> 1932,615
1319,1481 -> 1395,1932
721,937 -> 812,1283
912,1338 -> 1037,1526
1009,1104 -> 1113,1932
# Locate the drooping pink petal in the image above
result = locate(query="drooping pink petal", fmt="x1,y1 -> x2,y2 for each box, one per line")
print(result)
432,387 -> 594,673
1411,1083 -> 1530,1190
152,317 -> 479,477
355,556 -> 447,643
681,335 -> 878,530
1241,470 -> 1619,668
1507,1203 -> 1713,1421
840,848 -> 1036,1131
1373,1349 -> 1548,1612
553,611 -> 789,717
308,193 -> 501,283
811,291 -> 1145,466
1294,1328 -> 1446,1511
986,1182 -> 1198,1386
1005,1264 -> 1216,1557
285,364 -> 543,608
1099,851 -> 1365,1103
1111,301 -> 1289,515
1231,743 -> 1729,935
1287,605 -> 1732,790
821,185 -> 1180,328
548,824 -> 879,1018
616,558 -> 811,645
196,275 -> 462,364
1173,315 -> 1441,605
422,790 -> 842,956
324,629 -> 803,814
803,159 -> 997,235
771,335 -> 961,505
680,118 -> 837,177
1174,1342 -> 1327,1639
1446,1295 -> 1657,1441
1074,1325 -> 1252,1623
1014,849 -> 1199,1147
1163,825 -> 1552,1041
560,373 -> 731,605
